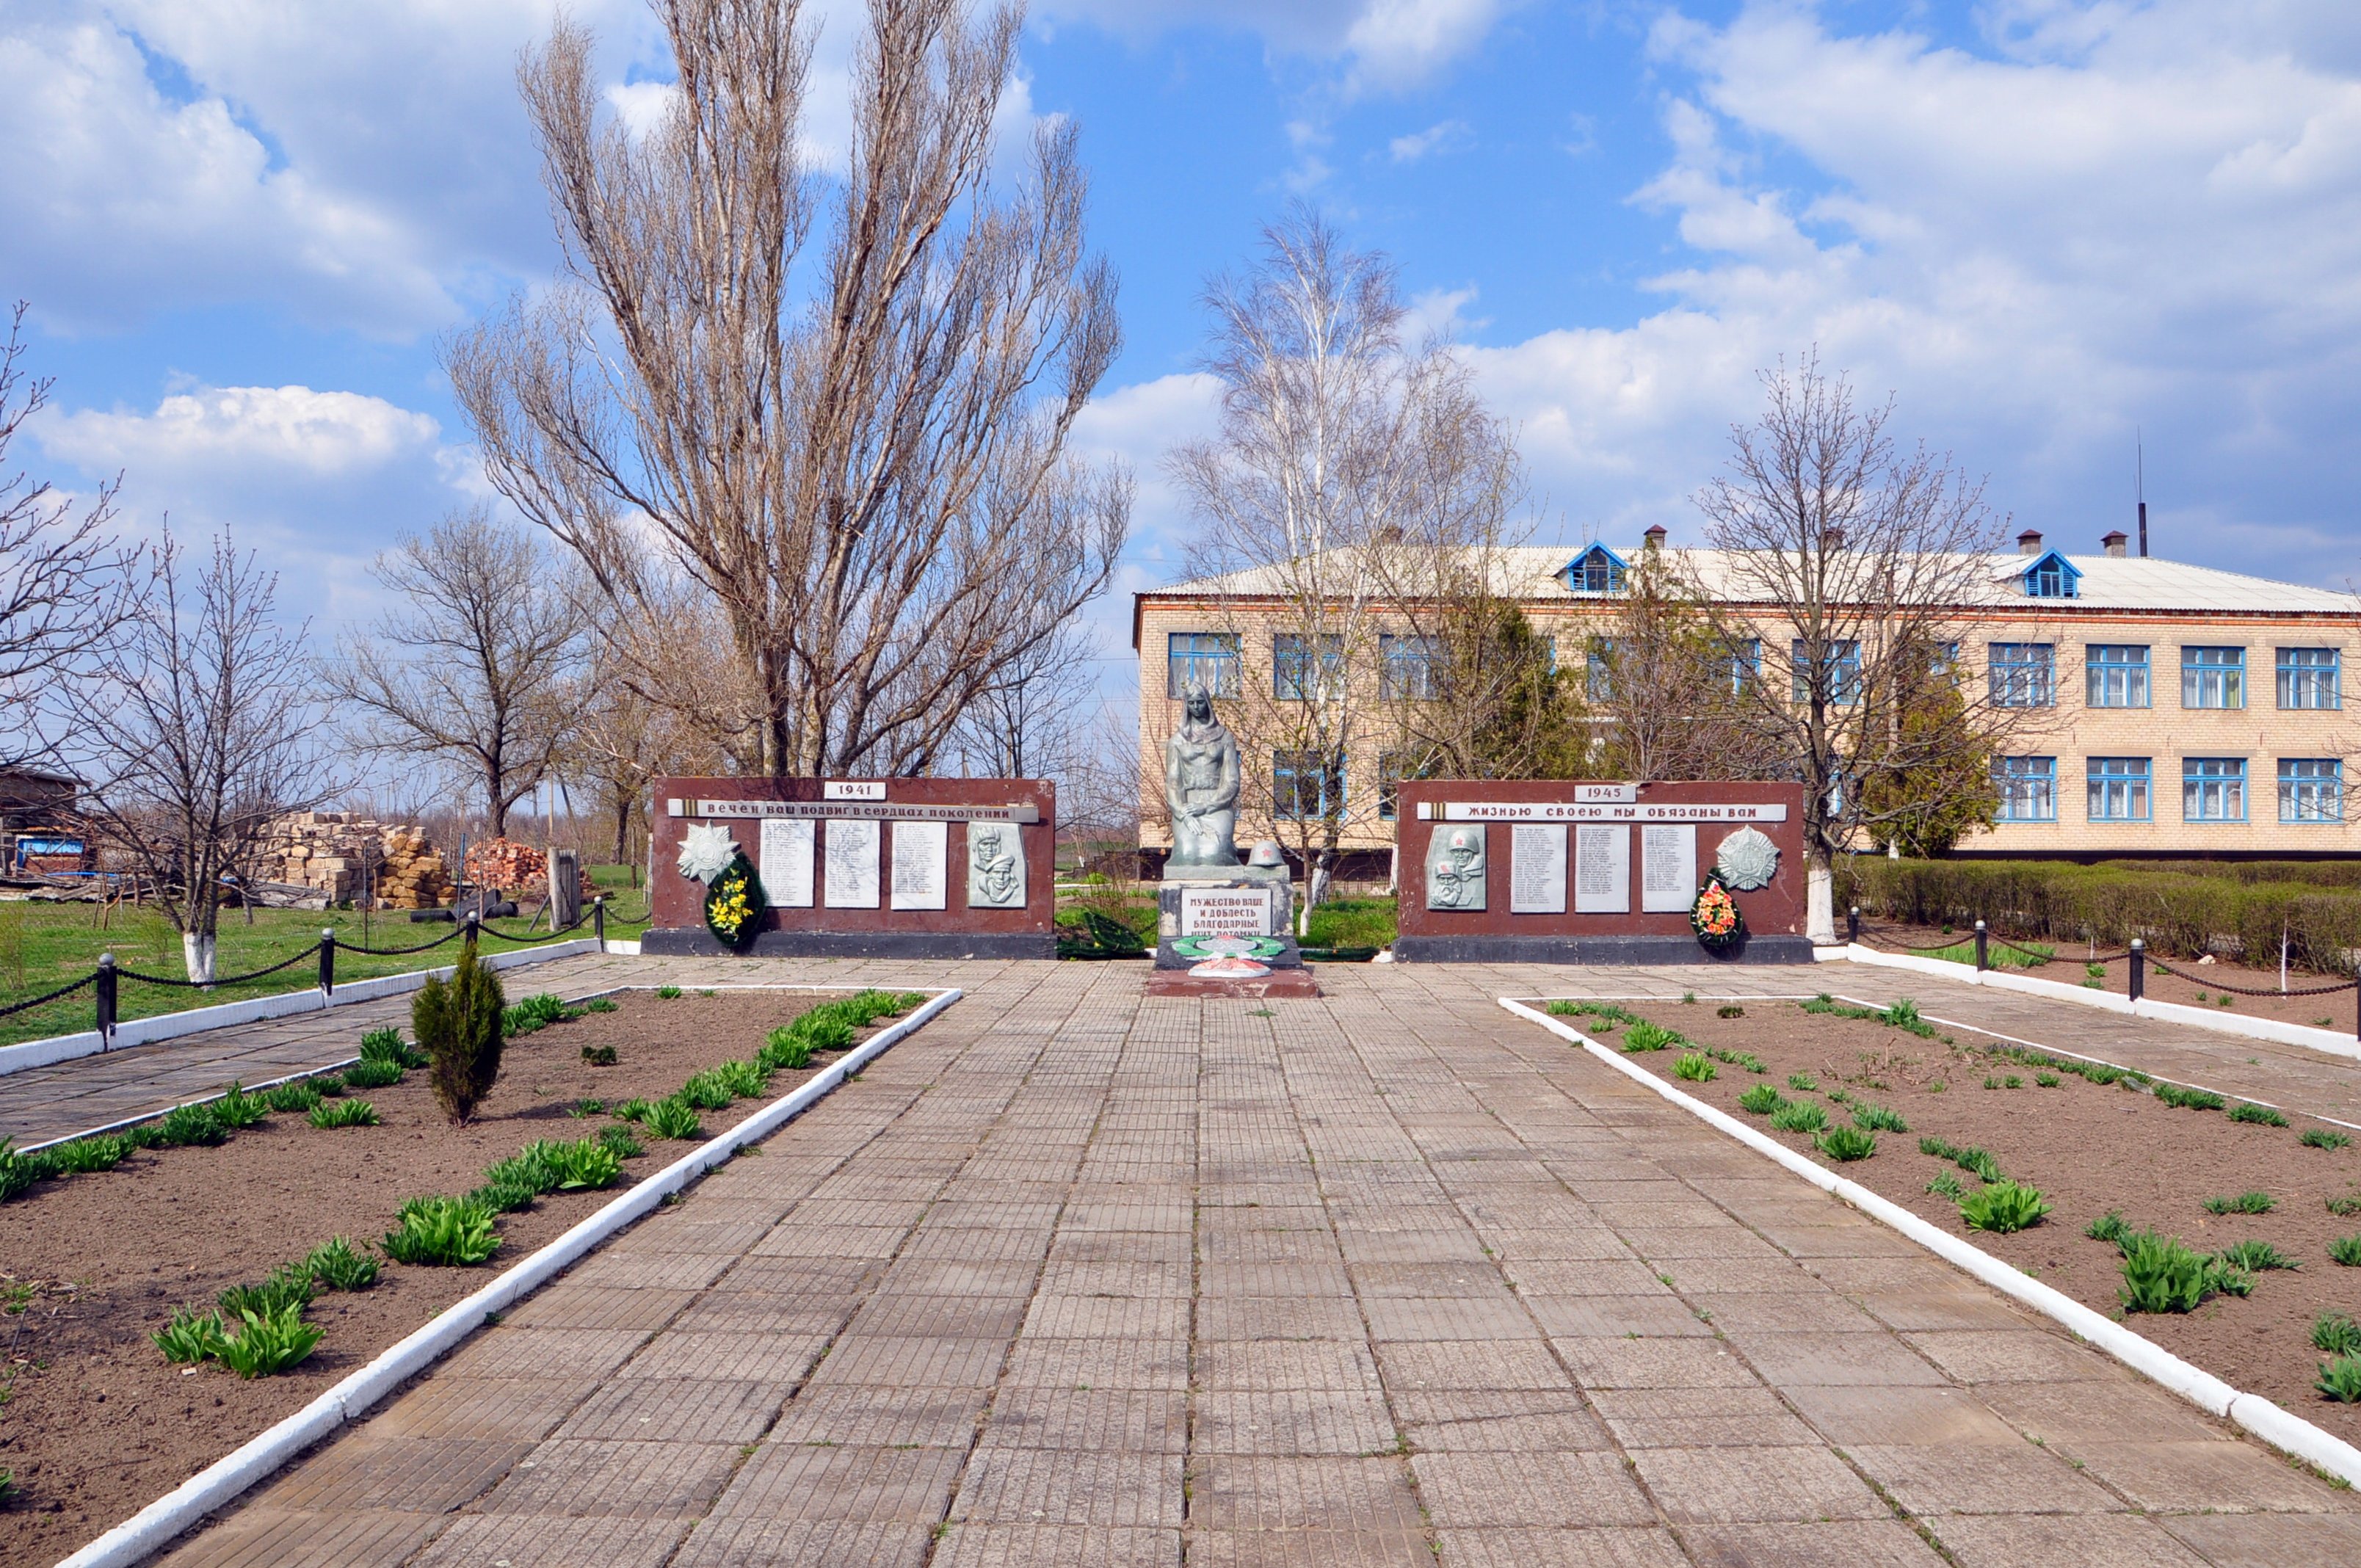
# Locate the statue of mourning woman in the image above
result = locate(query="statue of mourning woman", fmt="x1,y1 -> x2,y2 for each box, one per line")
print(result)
1164,680 -> 1242,874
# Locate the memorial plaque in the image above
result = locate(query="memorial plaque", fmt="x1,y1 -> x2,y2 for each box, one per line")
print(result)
1509,823 -> 1567,915
758,817 -> 815,907
1574,824 -> 1630,914
823,819 -> 880,908
1425,824 -> 1487,911
965,820 -> 1026,909
890,820 -> 948,910
1180,885 -> 1278,937
1639,824 -> 1697,913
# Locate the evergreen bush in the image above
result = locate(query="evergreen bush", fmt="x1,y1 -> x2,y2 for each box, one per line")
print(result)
415,937 -> 505,1124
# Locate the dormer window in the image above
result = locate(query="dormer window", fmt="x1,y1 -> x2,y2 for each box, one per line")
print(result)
2021,549 -> 2081,600
1560,543 -> 1628,595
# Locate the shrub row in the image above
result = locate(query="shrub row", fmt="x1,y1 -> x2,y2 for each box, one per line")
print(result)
1840,857 -> 2361,973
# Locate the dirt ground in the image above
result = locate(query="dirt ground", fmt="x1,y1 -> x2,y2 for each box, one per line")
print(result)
0,987 -> 880,1567
1860,918 -> 2361,1033
1563,995 -> 2361,1444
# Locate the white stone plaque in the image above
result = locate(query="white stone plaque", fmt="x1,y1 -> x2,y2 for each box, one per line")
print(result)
1425,824 -> 1487,911
890,820 -> 948,910
824,780 -> 886,801
1180,886 -> 1278,937
965,821 -> 1026,909
758,817 -> 815,907
822,819 -> 880,908
1639,824 -> 1697,913
1574,824 -> 1630,914
1509,824 -> 1567,915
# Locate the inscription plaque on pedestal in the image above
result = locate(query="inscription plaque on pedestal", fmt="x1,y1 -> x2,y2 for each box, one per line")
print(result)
1639,824 -> 1697,913
1574,824 -> 1629,914
1509,824 -> 1567,915
1180,885 -> 1280,937
890,820 -> 948,911
758,817 -> 816,907
823,819 -> 880,908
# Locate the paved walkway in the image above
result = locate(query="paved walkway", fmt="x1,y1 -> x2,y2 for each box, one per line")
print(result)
146,960 -> 2357,1567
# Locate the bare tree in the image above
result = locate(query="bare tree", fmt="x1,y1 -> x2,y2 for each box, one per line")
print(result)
1171,206 -> 1528,923
1687,353 -> 2044,943
572,639 -> 725,876
1588,542 -> 1785,782
323,509 -> 581,836
0,302 -> 136,766
448,0 -> 1129,781
947,617 -> 1099,780
65,530 -> 328,982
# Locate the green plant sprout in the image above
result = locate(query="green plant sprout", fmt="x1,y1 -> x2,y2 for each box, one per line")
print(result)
2302,1128 -> 2352,1150
1959,1180 -> 2050,1234
1671,1053 -> 1716,1083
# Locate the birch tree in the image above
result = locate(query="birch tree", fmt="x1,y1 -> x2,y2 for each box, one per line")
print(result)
1687,353 -> 2039,943
448,0 -> 1128,780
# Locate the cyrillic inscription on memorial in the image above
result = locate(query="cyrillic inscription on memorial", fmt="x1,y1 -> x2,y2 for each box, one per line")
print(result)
824,819 -> 880,908
1573,824 -> 1629,913
1179,887 -> 1278,937
758,817 -> 815,908
1509,824 -> 1567,915
1639,824 -> 1697,913
890,820 -> 948,911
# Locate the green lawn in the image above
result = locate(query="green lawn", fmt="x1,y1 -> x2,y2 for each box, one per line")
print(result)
0,888 -> 650,1050
1921,936 -> 2053,969
1305,896 -> 1397,953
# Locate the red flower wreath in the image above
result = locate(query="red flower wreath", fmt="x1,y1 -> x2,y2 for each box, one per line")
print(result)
1691,877 -> 1744,952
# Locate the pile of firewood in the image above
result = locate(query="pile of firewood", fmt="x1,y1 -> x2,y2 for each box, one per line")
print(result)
463,837 -> 547,896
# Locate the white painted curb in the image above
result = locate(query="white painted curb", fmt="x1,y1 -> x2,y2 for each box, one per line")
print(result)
54,986 -> 962,1568
0,940 -> 608,1080
1497,996 -> 2361,1489
1838,943 -> 2361,1063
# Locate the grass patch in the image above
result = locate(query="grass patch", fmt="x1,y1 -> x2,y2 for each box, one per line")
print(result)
2203,1191 -> 2276,1216
2227,1102 -> 2289,1128
2318,1356 -> 2361,1403
1959,1180 -> 2051,1234
1622,1021 -> 1682,1053
1670,1052 -> 1715,1083
1814,1125 -> 1876,1161
1769,1101 -> 1828,1133
1786,1072 -> 1818,1092
1852,1103 -> 1908,1134
2302,1128 -> 2353,1150
1922,938 -> 2053,968
382,1197 -> 503,1266
2215,1239 -> 2299,1272
307,1098 -> 380,1130
2155,1083 -> 2227,1111
2329,1235 -> 2361,1266
1736,1084 -> 1784,1116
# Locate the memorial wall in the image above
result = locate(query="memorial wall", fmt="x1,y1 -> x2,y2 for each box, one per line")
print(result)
1393,780 -> 1811,964
642,777 -> 1056,958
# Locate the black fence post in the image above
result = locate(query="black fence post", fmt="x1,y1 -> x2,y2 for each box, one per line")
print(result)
2129,938 -> 2145,1002
466,909 -> 481,948
319,928 -> 336,997
593,896 -> 606,953
1847,906 -> 1860,945
95,953 -> 117,1043
1973,920 -> 1989,973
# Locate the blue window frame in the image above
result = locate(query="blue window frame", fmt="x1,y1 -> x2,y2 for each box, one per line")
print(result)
1989,643 -> 2056,708
1586,638 -> 1617,703
1167,632 -> 1239,699
1377,749 -> 1422,821
1379,634 -> 1441,700
1993,756 -> 2056,822
2277,647 -> 2341,711
1791,639 -> 1860,705
1274,749 -> 1346,821
2022,550 -> 2081,599
2086,645 -> 2150,708
2183,758 -> 2247,821
1716,637 -> 1761,695
2280,758 -> 2343,823
1272,633 -> 1343,701
2182,647 -> 2245,709
1560,544 -> 1627,594
2086,758 -> 2152,822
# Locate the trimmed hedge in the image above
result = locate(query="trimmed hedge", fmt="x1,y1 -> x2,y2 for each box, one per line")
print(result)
1840,857 -> 2361,976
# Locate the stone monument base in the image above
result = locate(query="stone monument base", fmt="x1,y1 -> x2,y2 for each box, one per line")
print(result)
1390,933 -> 1816,965
1145,967 -> 1321,999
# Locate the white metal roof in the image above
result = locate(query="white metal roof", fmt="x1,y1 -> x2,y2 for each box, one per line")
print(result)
1148,546 -> 2360,617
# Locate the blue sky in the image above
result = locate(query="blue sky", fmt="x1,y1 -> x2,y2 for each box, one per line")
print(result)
6,1 -> 2360,708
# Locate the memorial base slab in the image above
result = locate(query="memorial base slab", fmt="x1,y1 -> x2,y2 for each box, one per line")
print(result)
640,926 -> 1056,959
1144,967 -> 1322,999
1390,933 -> 1818,965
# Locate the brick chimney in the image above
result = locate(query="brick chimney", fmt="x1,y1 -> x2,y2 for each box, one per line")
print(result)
2017,528 -> 2044,556
2101,529 -> 2128,558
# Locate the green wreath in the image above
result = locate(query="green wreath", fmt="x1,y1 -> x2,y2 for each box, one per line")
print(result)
1169,934 -> 1287,961
703,852 -> 768,951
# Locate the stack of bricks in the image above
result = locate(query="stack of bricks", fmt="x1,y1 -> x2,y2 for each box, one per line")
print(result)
256,813 -> 454,909
463,838 -> 547,896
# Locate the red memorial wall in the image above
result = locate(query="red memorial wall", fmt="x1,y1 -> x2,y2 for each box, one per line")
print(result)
643,777 -> 1056,959
1393,779 -> 1812,964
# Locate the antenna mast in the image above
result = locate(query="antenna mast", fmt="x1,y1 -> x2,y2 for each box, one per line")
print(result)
2136,433 -> 2148,558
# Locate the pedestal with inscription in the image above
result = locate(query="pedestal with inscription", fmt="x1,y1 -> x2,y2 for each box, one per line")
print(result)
1143,880 -> 1319,998
643,777 -> 1056,958
1393,780 -> 1810,965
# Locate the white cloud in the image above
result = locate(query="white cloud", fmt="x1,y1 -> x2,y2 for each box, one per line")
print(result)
1388,118 -> 1472,162
1466,1 -> 2361,585
1344,0 -> 1504,92
40,387 -> 440,478
1037,0 -> 1509,92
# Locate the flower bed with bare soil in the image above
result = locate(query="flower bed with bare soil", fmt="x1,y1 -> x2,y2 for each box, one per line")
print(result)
0,985 -> 917,1567
1540,992 -> 2361,1445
